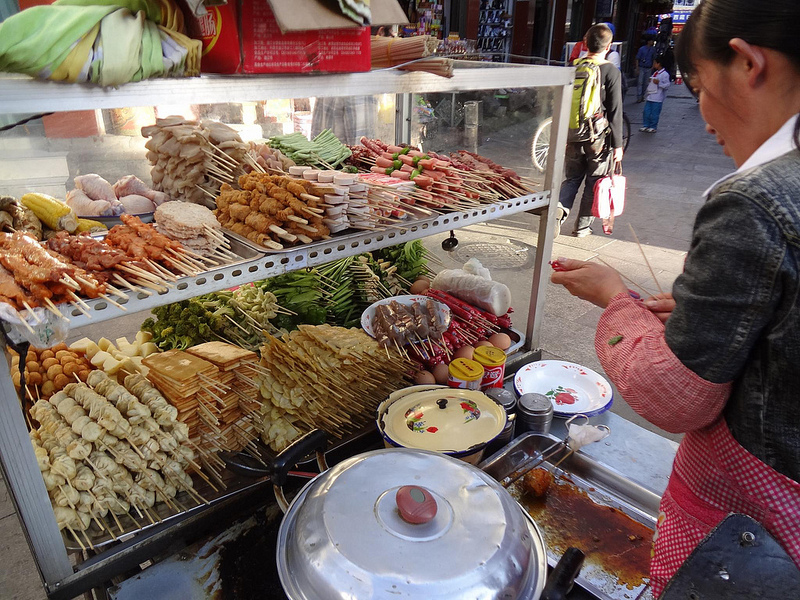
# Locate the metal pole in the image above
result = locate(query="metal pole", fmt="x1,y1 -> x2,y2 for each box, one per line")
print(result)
0,356 -> 73,588
547,0 -> 557,65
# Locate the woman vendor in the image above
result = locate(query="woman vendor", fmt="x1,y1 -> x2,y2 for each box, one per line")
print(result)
550,0 -> 800,594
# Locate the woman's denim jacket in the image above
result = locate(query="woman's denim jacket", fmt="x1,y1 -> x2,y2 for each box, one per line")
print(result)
665,149 -> 800,482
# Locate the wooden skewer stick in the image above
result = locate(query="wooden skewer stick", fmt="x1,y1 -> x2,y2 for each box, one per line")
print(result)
628,224 -> 665,295
593,257 -> 656,298
286,215 -> 309,225
14,310 -> 36,335
66,525 -> 86,552
99,293 -> 127,311
21,300 -> 41,323
43,298 -> 66,320
69,300 -> 92,319
112,274 -> 151,297
59,275 -> 81,290
103,283 -> 129,300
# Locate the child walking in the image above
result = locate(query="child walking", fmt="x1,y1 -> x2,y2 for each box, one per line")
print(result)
640,56 -> 670,133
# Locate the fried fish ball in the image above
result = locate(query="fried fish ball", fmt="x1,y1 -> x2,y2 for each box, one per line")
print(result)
522,468 -> 554,498
42,358 -> 59,370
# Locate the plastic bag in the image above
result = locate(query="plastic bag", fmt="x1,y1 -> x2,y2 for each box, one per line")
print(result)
0,304 -> 69,348
431,268 -> 511,316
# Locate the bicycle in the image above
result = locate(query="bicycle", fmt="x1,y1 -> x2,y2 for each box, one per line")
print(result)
530,113 -> 631,172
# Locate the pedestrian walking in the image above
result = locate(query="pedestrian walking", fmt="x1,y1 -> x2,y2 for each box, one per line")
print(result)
640,56 -> 670,132
551,0 -> 800,595
556,23 -> 624,238
635,39 -> 656,102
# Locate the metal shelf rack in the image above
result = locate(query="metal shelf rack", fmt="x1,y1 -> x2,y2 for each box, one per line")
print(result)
0,61 -> 574,598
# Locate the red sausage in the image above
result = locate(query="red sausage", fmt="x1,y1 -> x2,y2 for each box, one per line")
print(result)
376,156 -> 394,168
386,145 -> 404,153
399,154 -> 415,166
413,175 -> 434,189
391,170 -> 411,180
422,169 -> 446,181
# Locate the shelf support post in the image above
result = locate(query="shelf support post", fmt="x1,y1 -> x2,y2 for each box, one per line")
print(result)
0,347 -> 73,589
525,78 -> 574,351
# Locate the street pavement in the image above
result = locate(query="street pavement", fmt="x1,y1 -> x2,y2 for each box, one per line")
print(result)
422,82 -> 735,441
0,83 -> 737,600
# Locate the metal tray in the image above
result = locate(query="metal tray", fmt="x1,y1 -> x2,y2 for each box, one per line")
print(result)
480,432 -> 661,600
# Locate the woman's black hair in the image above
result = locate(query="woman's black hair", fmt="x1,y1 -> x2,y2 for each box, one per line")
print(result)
676,0 -> 800,147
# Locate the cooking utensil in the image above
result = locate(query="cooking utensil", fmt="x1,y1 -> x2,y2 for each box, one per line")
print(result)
514,360 -> 613,417
376,385 -> 507,464
271,429 -> 582,600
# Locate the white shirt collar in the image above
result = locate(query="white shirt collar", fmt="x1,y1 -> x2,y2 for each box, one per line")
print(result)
703,113 -> 799,198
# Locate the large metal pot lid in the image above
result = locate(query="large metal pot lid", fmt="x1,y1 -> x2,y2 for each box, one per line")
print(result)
277,448 -> 547,600
378,386 -> 507,453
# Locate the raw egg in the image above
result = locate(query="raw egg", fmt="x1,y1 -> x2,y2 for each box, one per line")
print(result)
409,278 -> 431,295
475,340 -> 493,347
414,370 -> 436,385
432,363 -> 450,385
488,333 -> 512,350
453,345 -> 475,361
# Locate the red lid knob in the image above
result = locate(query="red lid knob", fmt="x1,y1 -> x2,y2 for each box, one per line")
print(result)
396,485 -> 437,524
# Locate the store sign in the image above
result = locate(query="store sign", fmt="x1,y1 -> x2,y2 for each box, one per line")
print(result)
672,10 -> 693,24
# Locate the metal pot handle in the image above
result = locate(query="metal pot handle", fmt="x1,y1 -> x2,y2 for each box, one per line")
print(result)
272,429 -> 329,512
540,547 -> 585,600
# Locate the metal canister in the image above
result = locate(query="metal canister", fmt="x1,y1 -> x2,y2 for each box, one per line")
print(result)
516,393 -> 553,435
473,346 -> 507,390
447,358 -> 485,390
483,387 -> 517,456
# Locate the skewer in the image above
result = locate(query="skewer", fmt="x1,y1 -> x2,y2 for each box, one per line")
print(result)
59,276 -> 80,291
43,298 -> 66,320
14,309 -> 36,335
112,275 -> 151,297
67,291 -> 91,311
22,300 -> 41,323
628,224 -> 665,295
99,293 -> 127,311
69,300 -> 92,319
104,283 -> 129,301
66,525 -> 86,552
593,257 -> 655,298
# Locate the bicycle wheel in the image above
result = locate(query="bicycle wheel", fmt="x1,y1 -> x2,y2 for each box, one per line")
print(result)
531,117 -> 552,172
622,113 -> 631,152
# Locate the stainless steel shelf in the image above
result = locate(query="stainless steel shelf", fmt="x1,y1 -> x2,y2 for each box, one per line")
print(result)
0,63 -> 573,114
64,191 -> 549,326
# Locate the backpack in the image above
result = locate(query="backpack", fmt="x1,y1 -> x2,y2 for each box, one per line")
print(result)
568,57 -> 609,143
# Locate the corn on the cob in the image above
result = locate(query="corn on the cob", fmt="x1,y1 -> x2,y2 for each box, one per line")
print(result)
75,218 -> 107,233
21,193 -> 78,233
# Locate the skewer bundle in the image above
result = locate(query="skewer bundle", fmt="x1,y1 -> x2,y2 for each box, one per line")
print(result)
185,342 -> 262,455
26,368 -> 206,550
215,172 -> 330,250
255,324 -> 412,451
142,117 -> 249,206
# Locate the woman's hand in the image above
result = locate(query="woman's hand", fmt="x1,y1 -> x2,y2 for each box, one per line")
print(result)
643,293 -> 675,323
550,258 -> 628,308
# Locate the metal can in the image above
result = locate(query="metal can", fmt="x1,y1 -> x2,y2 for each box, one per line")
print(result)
483,387 -> 518,456
516,393 -> 554,435
447,358 -> 485,390
473,346 -> 507,390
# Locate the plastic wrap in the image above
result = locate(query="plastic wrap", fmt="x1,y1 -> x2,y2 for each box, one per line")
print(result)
431,264 -> 511,317
0,303 -> 68,348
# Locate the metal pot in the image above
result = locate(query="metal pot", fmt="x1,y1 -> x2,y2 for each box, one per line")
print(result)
270,430 -> 580,600
376,385 -> 508,465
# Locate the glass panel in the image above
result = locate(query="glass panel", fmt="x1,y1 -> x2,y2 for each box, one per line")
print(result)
410,85 -> 558,189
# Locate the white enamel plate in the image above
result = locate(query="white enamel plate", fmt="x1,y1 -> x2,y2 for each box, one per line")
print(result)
514,360 -> 614,416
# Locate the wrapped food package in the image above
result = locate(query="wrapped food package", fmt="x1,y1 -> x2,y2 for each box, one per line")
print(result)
431,268 -> 511,316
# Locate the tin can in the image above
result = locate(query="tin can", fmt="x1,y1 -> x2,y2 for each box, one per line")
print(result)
447,358 -> 485,390
473,346 -> 507,390
483,387 -> 517,456
517,393 -> 553,435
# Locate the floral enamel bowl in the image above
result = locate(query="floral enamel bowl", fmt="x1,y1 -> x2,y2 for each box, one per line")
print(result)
514,360 -> 613,417
376,385 -> 507,465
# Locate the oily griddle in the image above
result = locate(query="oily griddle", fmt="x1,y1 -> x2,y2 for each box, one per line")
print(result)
512,476 -> 653,590
218,516 -> 288,600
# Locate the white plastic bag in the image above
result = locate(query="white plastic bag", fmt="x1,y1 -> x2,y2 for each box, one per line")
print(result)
431,268 -> 511,316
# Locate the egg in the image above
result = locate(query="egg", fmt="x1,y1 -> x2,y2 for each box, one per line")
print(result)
409,278 -> 431,295
489,333 -> 512,350
432,363 -> 450,385
414,370 -> 437,385
453,345 -> 474,361
475,340 -> 493,347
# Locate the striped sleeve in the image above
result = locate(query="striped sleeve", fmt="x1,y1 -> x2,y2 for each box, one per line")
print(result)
595,293 -> 732,433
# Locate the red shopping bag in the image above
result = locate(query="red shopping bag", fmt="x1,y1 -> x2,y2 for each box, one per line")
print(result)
592,162 -> 626,234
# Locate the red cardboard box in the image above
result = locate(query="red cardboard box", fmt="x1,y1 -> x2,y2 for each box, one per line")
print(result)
186,3 -> 242,74
239,1 -> 370,74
